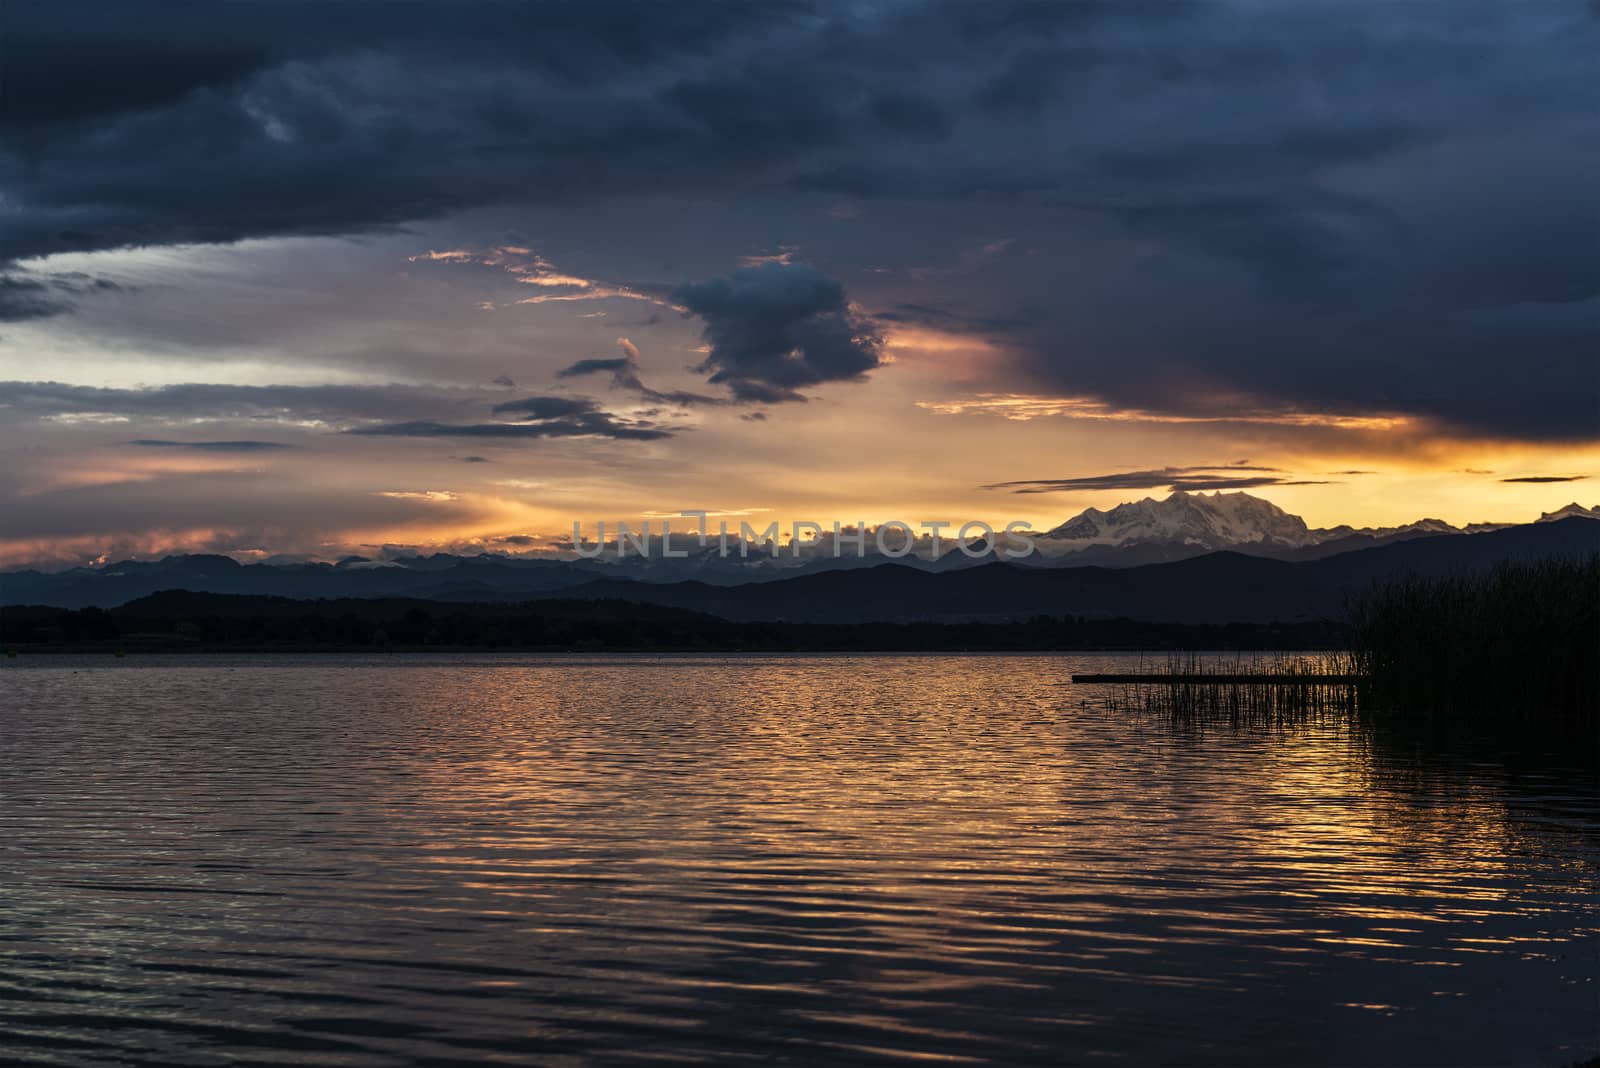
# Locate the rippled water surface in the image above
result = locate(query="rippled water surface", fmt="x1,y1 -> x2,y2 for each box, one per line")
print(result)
2,654 -> 1596,1066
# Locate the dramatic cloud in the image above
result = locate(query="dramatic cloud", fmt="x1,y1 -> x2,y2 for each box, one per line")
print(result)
673,263 -> 883,402
1501,475 -> 1588,484
4,0 -> 1598,568
985,465 -> 1335,494
6,1 -> 1596,439
0,4 -> 794,262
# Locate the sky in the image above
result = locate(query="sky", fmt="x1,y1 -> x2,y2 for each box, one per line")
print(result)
2,0 -> 1597,567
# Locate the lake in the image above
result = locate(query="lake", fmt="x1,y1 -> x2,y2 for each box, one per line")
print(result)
2,654 -> 1595,1065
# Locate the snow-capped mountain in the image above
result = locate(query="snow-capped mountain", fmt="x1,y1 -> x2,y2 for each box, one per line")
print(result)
1310,518 -> 1461,541
1538,502 -> 1600,523
1034,491 -> 1598,563
1039,491 -> 1318,554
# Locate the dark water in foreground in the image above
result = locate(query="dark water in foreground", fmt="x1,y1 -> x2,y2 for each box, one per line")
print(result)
1,654 -> 1595,1066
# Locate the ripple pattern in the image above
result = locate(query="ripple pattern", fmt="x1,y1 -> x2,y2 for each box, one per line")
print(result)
2,654 -> 1596,1065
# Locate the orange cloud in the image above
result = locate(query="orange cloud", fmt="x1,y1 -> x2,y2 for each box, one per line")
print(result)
409,243 -> 673,309
918,392 -> 1413,431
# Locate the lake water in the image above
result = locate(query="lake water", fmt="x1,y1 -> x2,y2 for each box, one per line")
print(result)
2,654 -> 1595,1066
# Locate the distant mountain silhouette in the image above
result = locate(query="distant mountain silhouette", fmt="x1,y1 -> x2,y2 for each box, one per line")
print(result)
9,494 -> 1599,611
0,539 -> 989,608
0,553 -> 606,609
489,517 -> 1600,624
10,516 -> 1589,623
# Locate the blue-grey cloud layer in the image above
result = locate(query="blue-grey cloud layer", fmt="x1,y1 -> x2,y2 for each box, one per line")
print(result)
4,0 -> 1596,439
3,381 -> 668,441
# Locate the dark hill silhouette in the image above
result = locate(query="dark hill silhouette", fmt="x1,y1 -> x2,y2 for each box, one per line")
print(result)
507,517 -> 1600,624
0,553 -> 603,609
112,589 -> 714,624
3,517 -> 1594,623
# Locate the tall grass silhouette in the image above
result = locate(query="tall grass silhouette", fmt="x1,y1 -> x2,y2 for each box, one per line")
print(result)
1347,555 -> 1598,730
1099,555 -> 1598,742
1103,653 -> 1361,727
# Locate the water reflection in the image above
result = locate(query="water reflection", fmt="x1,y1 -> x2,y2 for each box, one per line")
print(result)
1,654 -> 1595,1065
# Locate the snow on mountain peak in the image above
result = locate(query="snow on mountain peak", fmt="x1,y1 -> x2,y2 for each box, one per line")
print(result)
1034,490 -> 1598,562
1538,502 -> 1600,522
1043,491 -> 1315,551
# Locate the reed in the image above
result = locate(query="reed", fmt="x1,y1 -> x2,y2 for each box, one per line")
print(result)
1347,555 -> 1599,730
1097,556 -> 1599,744
1101,652 -> 1361,729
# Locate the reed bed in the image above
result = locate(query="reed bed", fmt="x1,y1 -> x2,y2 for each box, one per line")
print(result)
1099,653 -> 1362,729
1347,554 -> 1599,731
1096,555 -> 1598,744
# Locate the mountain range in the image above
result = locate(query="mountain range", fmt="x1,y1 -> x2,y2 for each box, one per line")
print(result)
475,517 -> 1600,625
2,497 -> 1596,621
1032,492 -> 1597,565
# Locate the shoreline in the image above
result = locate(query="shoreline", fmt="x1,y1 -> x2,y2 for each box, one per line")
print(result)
4,643 -> 1351,657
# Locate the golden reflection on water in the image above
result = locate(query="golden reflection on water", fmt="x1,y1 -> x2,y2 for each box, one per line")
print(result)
1,653 -> 1595,1066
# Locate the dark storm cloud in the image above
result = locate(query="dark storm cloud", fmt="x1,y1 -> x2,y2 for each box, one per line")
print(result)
985,465 -> 1334,494
2,3 -> 779,130
0,3 -> 832,264
673,263 -> 883,403
1500,475 -> 1588,484
2,1 -> 1191,266
6,0 -> 1597,441
126,439 -> 291,452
